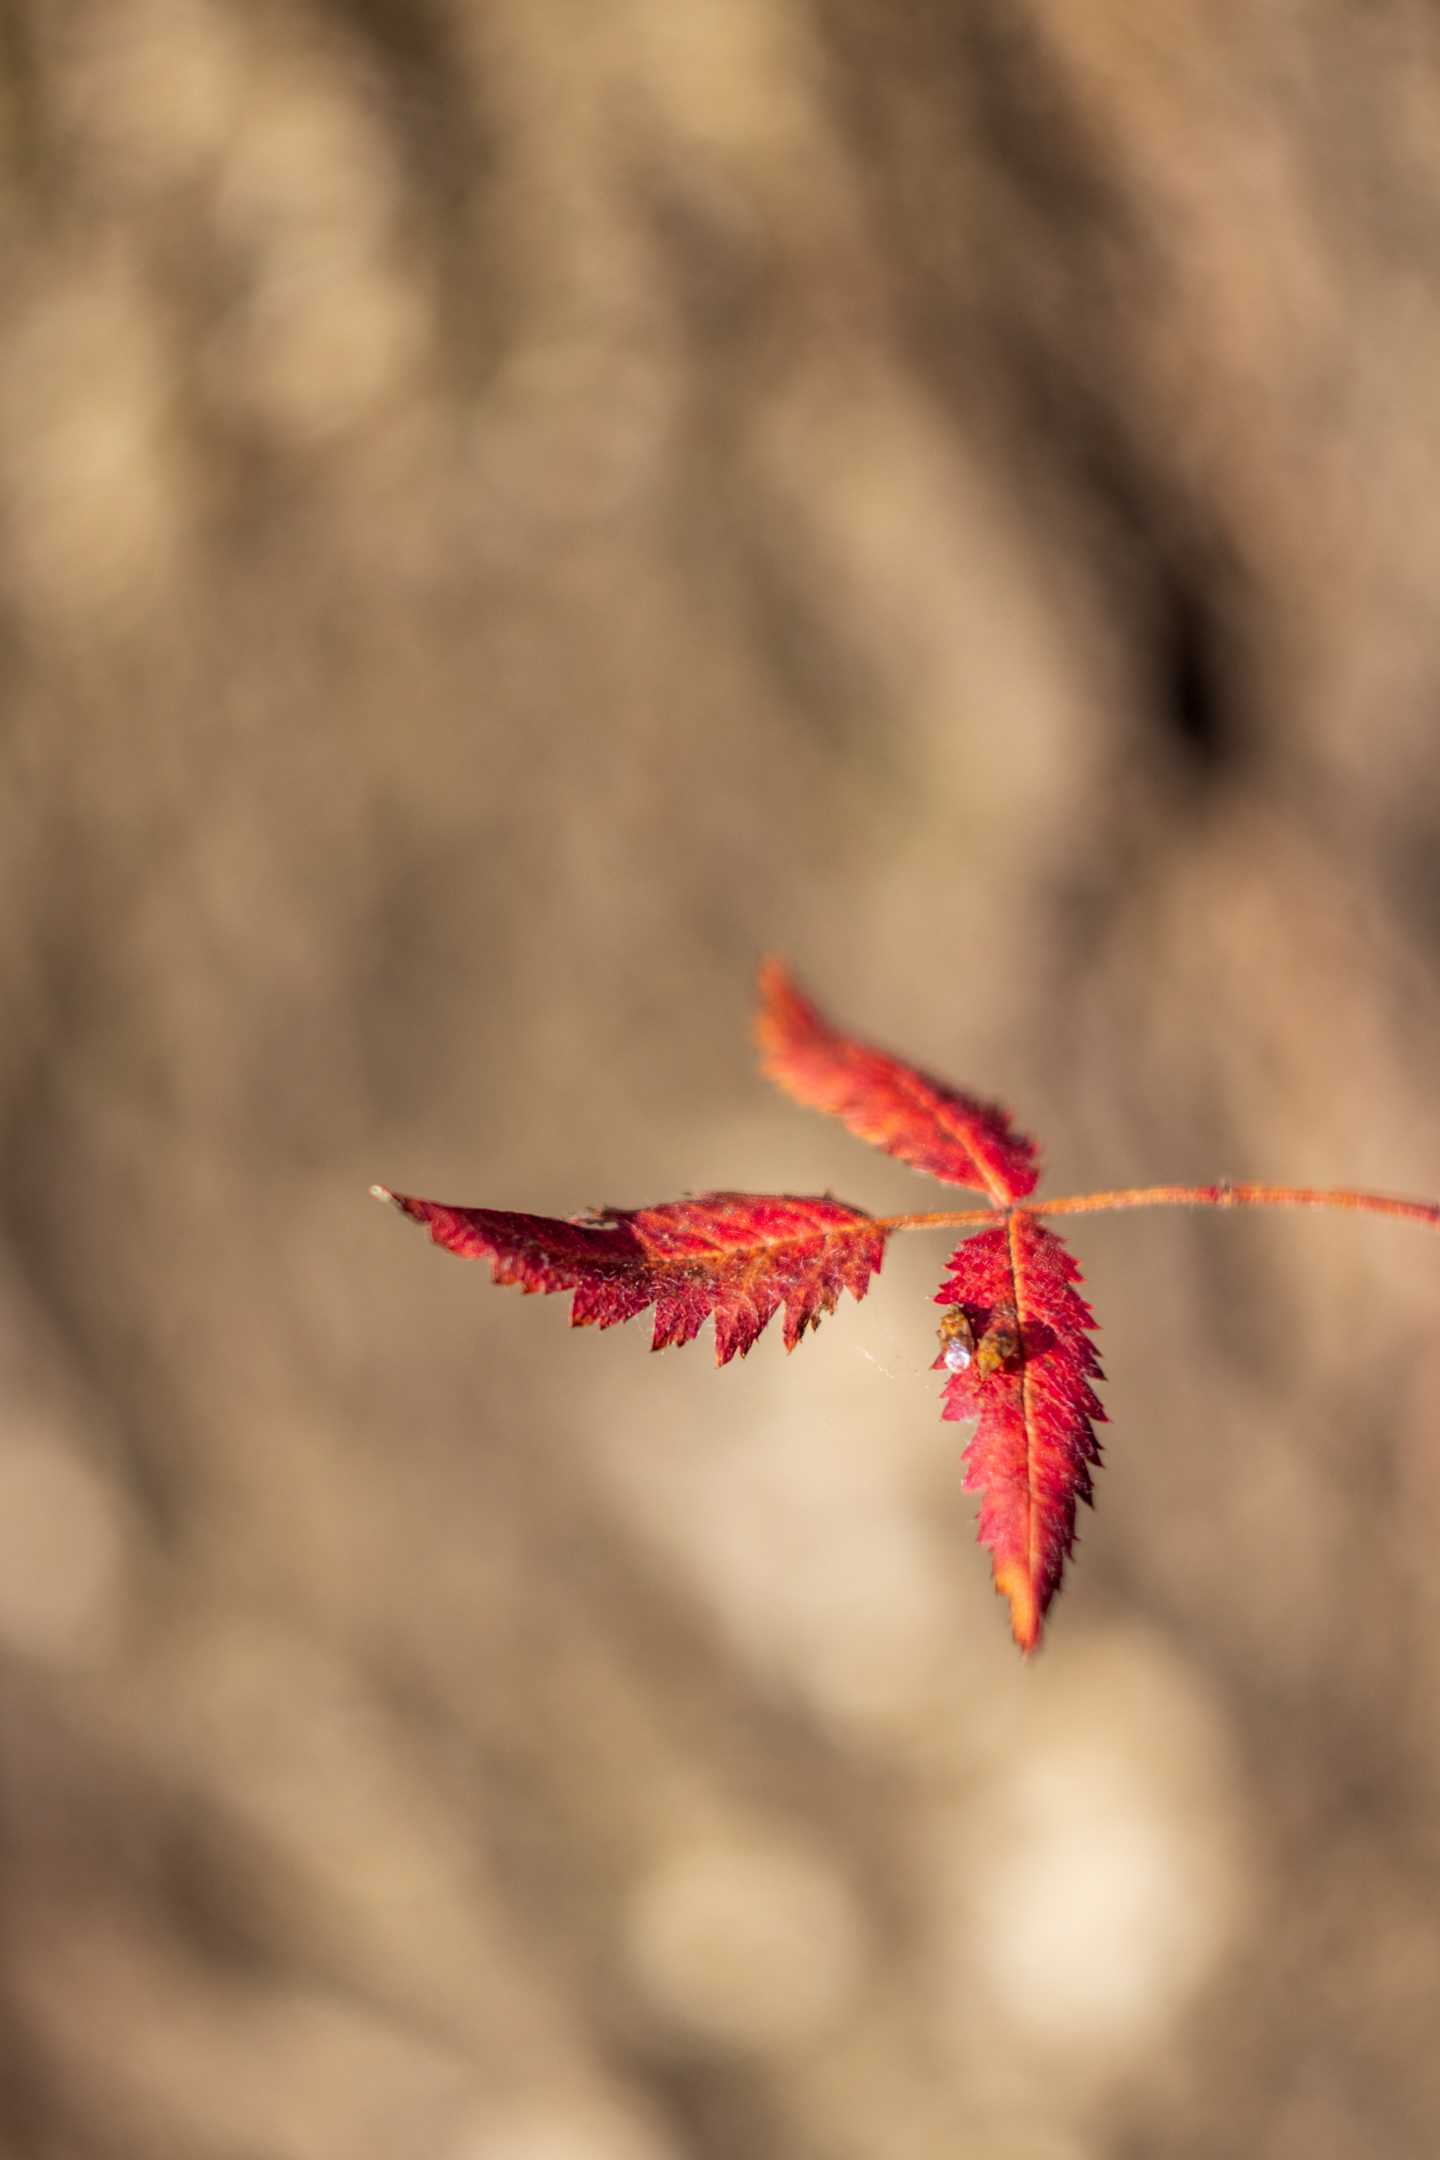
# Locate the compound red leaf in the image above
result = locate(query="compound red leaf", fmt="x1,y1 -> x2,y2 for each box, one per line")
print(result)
934,1210 -> 1105,1651
376,1188 -> 888,1365
755,960 -> 1039,1204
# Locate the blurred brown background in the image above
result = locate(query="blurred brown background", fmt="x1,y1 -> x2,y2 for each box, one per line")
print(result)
1,2 -> 1439,2155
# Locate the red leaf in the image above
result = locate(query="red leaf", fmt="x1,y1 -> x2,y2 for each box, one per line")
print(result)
934,1210 -> 1105,1651
376,1188 -> 888,1365
755,960 -> 1039,1204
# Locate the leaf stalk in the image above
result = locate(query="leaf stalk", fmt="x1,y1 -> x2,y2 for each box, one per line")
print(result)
878,1183 -> 1440,1235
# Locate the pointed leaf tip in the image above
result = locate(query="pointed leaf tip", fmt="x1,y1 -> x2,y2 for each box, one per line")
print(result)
935,1210 -> 1105,1651
380,1189 -> 888,1364
754,961 -> 1039,1203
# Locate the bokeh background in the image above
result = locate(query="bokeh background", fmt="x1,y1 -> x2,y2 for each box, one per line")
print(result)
1,2 -> 1440,2155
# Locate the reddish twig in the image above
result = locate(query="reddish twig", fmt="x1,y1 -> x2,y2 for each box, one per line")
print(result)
878,1183 -> 1440,1235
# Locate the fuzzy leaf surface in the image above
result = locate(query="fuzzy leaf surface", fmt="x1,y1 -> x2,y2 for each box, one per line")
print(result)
379,1188 -> 887,1364
755,960 -> 1038,1203
935,1210 -> 1105,1650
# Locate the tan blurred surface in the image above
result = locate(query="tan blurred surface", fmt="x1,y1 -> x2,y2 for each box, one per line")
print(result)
1,2 -> 1439,2155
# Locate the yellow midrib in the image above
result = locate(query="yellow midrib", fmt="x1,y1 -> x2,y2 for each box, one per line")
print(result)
1004,1210 -> 1039,1606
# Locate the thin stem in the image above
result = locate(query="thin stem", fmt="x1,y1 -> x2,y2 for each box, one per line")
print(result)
877,1183 -> 1440,1235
